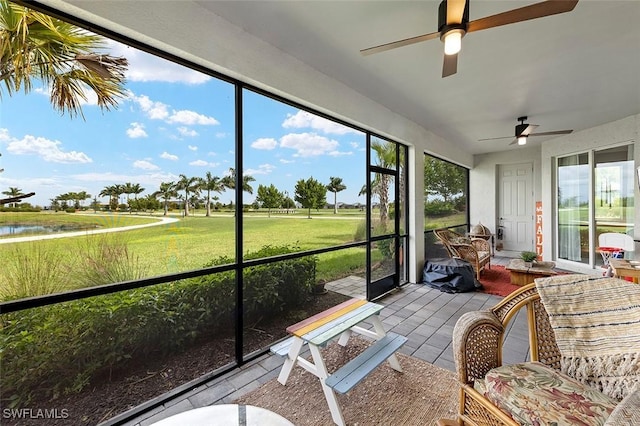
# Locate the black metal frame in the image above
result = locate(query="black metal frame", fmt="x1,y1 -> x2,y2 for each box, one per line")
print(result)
3,2 -> 411,424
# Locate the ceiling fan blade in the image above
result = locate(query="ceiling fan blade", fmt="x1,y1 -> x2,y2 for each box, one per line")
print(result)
442,53 -> 458,77
520,124 -> 539,136
467,0 -> 578,33
478,135 -> 513,141
529,129 -> 574,136
360,31 -> 440,56
447,0 -> 467,24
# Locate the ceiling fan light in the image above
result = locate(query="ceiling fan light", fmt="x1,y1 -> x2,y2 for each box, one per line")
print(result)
443,30 -> 462,55
517,136 -> 528,145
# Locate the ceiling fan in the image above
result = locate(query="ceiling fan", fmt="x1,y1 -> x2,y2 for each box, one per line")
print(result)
360,0 -> 578,78
479,116 -> 573,145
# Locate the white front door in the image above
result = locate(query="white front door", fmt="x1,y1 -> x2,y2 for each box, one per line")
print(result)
498,163 -> 534,252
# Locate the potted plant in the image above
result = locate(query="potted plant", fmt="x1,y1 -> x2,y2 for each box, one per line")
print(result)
520,251 -> 538,268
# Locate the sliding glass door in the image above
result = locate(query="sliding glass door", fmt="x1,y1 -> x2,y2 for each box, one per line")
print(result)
556,145 -> 634,267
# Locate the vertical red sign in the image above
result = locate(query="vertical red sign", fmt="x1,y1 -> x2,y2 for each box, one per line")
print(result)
535,201 -> 543,260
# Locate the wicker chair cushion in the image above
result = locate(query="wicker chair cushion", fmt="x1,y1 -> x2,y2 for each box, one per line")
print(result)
475,362 -> 617,426
451,236 -> 471,245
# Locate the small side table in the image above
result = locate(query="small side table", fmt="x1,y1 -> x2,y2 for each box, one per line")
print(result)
609,259 -> 640,283
506,259 -> 557,286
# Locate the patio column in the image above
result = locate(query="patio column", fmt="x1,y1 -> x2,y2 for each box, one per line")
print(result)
408,146 -> 425,283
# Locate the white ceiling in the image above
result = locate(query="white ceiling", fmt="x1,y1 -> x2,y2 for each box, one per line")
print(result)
43,0 -> 640,155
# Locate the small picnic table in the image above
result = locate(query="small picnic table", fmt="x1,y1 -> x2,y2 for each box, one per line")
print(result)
273,298 -> 406,426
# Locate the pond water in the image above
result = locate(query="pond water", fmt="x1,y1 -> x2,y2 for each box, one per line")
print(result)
0,224 -> 94,237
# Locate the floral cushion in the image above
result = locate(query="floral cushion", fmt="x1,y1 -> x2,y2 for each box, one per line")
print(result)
475,362 -> 617,426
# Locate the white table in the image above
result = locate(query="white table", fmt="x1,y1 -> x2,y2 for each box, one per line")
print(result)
150,404 -> 295,426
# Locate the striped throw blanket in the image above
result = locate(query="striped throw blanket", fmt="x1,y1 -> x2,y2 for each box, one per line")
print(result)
535,274 -> 640,401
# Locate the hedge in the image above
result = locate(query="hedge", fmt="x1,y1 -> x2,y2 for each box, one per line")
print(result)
0,244 -> 316,405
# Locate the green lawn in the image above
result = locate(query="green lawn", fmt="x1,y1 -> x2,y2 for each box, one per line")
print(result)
0,212 -> 370,299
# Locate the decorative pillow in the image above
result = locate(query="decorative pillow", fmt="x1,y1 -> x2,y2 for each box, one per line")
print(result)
451,236 -> 471,245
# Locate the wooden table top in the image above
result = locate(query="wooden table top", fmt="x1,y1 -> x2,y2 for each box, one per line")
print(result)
286,298 -> 383,346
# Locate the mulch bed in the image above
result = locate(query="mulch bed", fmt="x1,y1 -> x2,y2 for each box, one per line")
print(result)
5,292 -> 351,426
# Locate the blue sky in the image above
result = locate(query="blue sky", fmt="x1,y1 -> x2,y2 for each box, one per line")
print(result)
1,40 -> 367,208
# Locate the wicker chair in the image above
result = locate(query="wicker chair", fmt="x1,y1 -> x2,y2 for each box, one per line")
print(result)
434,228 -> 491,280
438,282 -> 636,426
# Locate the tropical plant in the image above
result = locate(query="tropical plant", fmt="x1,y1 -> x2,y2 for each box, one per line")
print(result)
294,177 -> 327,219
99,184 -> 122,211
0,0 -> 128,118
221,167 -> 255,195
370,140 -> 397,224
1,186 -> 23,207
201,171 -> 224,217
177,174 -> 201,216
326,176 -> 346,214
153,181 -> 178,216
520,251 -> 538,263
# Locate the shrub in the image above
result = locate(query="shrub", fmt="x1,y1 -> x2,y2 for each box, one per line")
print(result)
0,244 -> 316,405
424,200 -> 455,216
0,244 -> 67,301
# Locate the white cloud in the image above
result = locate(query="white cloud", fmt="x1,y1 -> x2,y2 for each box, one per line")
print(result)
350,142 -> 359,148
177,127 -> 198,137
133,160 -> 159,170
127,122 -> 148,138
2,129 -> 92,164
168,110 -> 219,126
245,164 -> 275,176
282,110 -> 357,135
280,132 -> 339,157
188,145 -> 198,151
251,137 -> 278,150
130,94 -> 169,120
160,151 -> 179,161
216,132 -> 228,139
189,160 -> 219,167
72,172 -> 178,184
108,40 -> 211,85
328,151 -> 353,157
279,158 -> 295,164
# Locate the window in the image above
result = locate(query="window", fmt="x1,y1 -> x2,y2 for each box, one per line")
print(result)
556,144 -> 634,266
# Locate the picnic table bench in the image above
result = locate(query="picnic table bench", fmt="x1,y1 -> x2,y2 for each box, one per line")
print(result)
272,298 -> 407,426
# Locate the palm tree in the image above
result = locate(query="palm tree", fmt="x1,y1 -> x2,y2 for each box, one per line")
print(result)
122,182 -> 135,203
201,171 -> 224,217
370,140 -> 397,224
131,183 -> 144,200
0,1 -> 128,118
152,181 -> 177,216
222,167 -> 255,195
99,184 -> 120,211
2,186 -> 23,207
326,177 -> 346,214
177,174 -> 201,216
